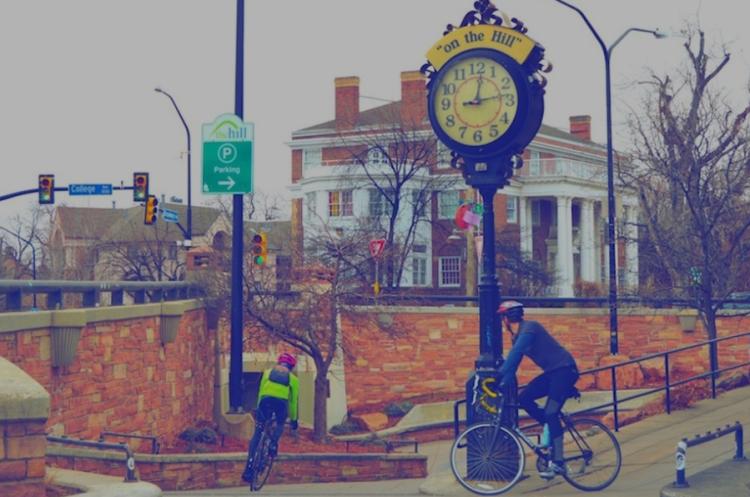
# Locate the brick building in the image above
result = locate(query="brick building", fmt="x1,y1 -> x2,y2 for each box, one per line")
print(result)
288,71 -> 639,297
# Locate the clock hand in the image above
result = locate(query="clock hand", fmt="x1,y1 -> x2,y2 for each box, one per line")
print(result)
463,77 -> 486,106
473,75 -> 483,102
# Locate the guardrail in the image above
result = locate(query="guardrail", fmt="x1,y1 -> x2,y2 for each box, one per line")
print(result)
453,331 -> 750,436
47,434 -> 138,482
672,421 -> 745,488
99,430 -> 160,455
0,279 -> 202,312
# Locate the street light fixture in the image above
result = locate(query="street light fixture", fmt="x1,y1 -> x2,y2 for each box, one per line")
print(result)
154,87 -> 192,244
0,226 -> 37,308
552,0 -> 665,354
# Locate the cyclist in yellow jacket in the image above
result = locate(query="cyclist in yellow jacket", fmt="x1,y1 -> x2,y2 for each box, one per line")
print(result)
242,352 -> 299,483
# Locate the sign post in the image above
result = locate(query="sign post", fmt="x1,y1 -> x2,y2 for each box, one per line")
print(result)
202,114 -> 254,194
369,239 -> 386,296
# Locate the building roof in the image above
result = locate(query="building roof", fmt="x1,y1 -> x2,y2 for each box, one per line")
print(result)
293,100 -> 600,147
55,204 -> 223,242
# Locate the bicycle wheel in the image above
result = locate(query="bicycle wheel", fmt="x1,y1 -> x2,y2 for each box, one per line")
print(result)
561,417 -> 621,491
450,423 -> 525,495
251,429 -> 275,491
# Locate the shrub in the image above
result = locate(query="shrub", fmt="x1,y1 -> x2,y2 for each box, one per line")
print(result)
329,419 -> 365,435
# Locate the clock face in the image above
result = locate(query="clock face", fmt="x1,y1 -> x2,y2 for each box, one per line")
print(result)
432,55 -> 520,148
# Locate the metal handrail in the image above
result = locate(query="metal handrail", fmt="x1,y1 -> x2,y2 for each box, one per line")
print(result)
453,331 -> 750,435
99,430 -> 160,454
47,434 -> 138,482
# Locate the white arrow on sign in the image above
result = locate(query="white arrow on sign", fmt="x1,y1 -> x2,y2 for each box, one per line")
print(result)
218,177 -> 236,190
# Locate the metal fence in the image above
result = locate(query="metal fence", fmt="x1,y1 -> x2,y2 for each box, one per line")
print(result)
0,279 -> 202,312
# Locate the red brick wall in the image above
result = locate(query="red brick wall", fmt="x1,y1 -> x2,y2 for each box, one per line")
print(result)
0,420 -> 46,497
342,309 -> 750,411
0,307 -> 214,447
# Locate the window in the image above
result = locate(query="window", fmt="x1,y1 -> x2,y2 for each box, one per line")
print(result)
328,190 -> 353,217
411,190 -> 428,218
367,147 -> 388,165
439,256 -> 461,287
368,188 -> 393,217
529,150 -> 541,176
168,245 -> 178,261
437,141 -> 452,169
438,190 -> 461,219
303,148 -> 321,170
412,257 -> 428,286
532,200 -> 541,226
506,195 -> 518,224
305,192 -> 317,216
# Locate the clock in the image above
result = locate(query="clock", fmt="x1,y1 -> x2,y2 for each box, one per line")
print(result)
428,48 -> 544,160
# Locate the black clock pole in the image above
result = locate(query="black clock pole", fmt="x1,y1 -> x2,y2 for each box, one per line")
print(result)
477,184 -> 501,368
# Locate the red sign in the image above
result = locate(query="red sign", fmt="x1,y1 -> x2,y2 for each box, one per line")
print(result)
369,238 -> 386,258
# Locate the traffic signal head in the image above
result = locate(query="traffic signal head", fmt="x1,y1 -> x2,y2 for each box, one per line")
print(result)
38,174 -> 55,205
133,172 -> 149,202
251,233 -> 268,265
144,195 -> 159,225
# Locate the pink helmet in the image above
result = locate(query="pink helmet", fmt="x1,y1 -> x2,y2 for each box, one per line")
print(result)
277,352 -> 297,369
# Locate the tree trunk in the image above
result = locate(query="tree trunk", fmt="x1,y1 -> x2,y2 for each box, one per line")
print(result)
312,366 -> 329,442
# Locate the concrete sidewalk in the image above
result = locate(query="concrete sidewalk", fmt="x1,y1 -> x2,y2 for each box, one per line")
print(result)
163,385 -> 750,497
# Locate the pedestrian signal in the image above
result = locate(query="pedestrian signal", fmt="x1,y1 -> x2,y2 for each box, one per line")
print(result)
38,174 -> 55,205
251,233 -> 268,266
144,195 -> 159,225
133,172 -> 149,202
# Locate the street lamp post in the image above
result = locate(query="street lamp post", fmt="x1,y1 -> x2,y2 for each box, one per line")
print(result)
155,87 -> 192,244
552,0 -> 665,354
0,226 -> 37,307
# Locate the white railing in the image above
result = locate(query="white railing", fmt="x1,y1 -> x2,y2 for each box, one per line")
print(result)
523,158 -> 606,183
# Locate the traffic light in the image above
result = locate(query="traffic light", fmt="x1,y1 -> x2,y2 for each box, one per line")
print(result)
144,195 -> 159,225
251,233 -> 268,266
133,172 -> 149,202
38,174 -> 55,204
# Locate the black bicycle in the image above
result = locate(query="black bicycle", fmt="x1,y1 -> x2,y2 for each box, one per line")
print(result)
450,378 -> 622,494
247,412 -> 282,492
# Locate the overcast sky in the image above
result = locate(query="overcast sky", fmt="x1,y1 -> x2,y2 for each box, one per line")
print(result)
1,0 -> 748,229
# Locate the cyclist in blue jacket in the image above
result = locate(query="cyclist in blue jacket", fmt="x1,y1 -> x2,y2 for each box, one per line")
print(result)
497,300 -> 579,479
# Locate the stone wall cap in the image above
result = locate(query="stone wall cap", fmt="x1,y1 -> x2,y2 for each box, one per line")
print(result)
161,301 -> 187,317
51,309 -> 88,328
0,357 -> 50,421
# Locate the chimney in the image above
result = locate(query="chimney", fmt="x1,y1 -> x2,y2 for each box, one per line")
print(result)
400,70 -> 427,127
569,115 -> 591,141
335,76 -> 359,131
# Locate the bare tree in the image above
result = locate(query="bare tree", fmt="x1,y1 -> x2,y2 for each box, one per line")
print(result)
623,25 -> 750,371
211,190 -> 288,222
97,222 -> 185,281
243,227 -> 402,441
0,206 -> 50,279
333,108 -> 460,289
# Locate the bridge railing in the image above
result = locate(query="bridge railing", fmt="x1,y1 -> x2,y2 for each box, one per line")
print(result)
0,279 -> 202,312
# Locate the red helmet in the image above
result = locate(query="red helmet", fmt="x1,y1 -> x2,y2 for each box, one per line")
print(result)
277,352 -> 297,369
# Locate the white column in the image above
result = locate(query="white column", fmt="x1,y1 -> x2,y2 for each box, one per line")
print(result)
556,196 -> 575,297
519,197 -> 533,258
580,199 -> 596,282
625,204 -> 639,291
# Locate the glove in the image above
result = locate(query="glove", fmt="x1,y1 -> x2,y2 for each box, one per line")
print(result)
290,420 -> 298,431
